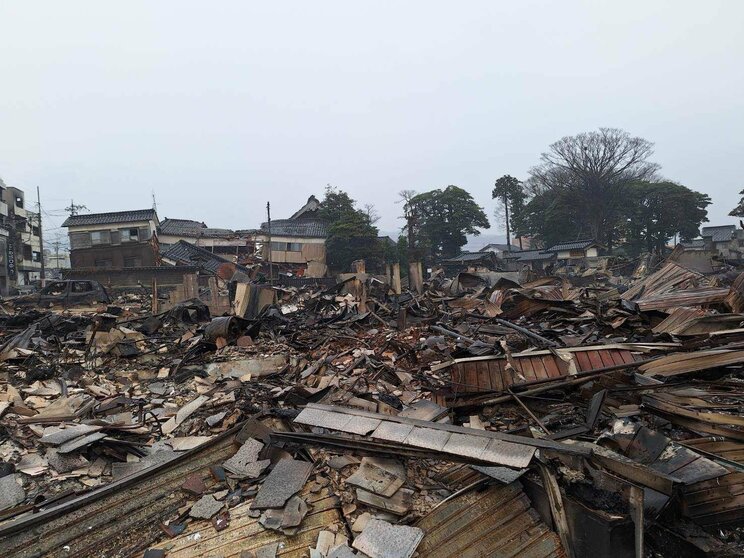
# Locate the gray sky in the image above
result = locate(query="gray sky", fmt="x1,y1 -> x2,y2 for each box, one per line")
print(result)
1,1 -> 743,245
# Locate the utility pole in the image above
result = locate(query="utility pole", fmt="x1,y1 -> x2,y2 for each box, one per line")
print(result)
502,192 -> 511,252
64,200 -> 87,217
52,236 -> 62,271
266,201 -> 273,281
36,186 -> 46,286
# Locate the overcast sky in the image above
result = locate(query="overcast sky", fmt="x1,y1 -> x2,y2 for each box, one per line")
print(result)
1,1 -> 742,245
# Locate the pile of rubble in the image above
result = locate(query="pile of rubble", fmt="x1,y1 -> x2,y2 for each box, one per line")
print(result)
3,258 -> 744,557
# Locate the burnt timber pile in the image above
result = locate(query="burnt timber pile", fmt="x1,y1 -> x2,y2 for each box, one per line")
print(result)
3,260 -> 744,557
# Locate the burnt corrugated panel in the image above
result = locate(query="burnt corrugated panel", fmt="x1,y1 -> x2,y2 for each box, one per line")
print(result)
415,481 -> 566,558
450,348 -> 642,394
682,472 -> 744,526
652,307 -> 710,334
680,438 -> 744,526
0,430 -> 239,558
151,488 -> 342,557
635,287 -> 730,311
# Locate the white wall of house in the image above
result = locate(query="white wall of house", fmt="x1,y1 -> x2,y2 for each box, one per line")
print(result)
158,233 -> 252,249
556,246 -> 599,260
67,220 -> 157,235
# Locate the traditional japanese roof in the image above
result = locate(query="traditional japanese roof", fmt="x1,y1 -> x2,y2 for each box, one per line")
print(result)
158,218 -> 208,237
441,251 -> 497,263
161,240 -> 251,276
62,209 -> 158,227
701,225 -> 736,243
680,238 -> 706,249
479,243 -> 517,253
260,219 -> 327,238
289,195 -> 321,220
504,249 -> 556,262
546,239 -> 600,252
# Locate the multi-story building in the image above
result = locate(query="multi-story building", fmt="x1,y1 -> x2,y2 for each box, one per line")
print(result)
256,195 -> 328,277
157,218 -> 255,258
0,182 -> 43,288
62,209 -> 160,269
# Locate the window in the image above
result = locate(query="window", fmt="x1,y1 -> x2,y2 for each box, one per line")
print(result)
72,281 -> 93,293
269,241 -> 302,252
95,259 -> 113,269
32,251 -> 41,262
43,281 -> 67,296
15,196 -> 23,208
121,228 -> 140,242
23,244 -> 32,260
569,249 -> 584,258
91,231 -> 111,245
31,226 -> 40,237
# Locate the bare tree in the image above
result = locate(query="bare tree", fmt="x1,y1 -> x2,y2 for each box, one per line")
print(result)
363,203 -> 380,224
529,128 -> 659,249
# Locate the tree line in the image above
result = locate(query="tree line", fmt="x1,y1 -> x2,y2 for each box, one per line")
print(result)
319,128 -> 715,273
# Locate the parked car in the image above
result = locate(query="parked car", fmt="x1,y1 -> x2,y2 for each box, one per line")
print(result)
10,280 -> 110,308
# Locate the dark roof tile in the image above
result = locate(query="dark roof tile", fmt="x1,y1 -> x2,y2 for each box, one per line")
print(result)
63,209 -> 158,228
161,241 -> 251,276
260,219 -> 327,238
546,239 -> 599,252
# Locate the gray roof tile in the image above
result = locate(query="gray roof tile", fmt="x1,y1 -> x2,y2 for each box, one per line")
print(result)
62,209 -> 157,227
161,240 -> 251,276
546,239 -> 599,252
260,219 -> 327,238
702,225 -> 735,242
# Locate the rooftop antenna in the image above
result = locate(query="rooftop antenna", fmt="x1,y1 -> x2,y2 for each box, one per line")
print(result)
152,190 -> 158,213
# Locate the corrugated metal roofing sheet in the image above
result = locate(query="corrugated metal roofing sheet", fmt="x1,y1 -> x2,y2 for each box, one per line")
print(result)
622,262 -> 711,306
449,346 -> 643,393
155,487 -> 342,557
0,428 -> 239,557
634,287 -> 730,311
415,481 -> 566,558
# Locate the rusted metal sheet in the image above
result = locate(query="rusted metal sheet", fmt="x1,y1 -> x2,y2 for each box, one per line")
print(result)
680,438 -> 744,526
622,262 -> 706,302
639,348 -> 744,378
682,472 -> 744,526
150,488 -> 342,557
643,393 -> 744,441
634,287 -> 730,311
652,308 -> 744,336
0,427 -> 241,558
415,481 -> 566,558
725,271 -> 744,313
651,307 -> 709,334
450,345 -> 644,394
